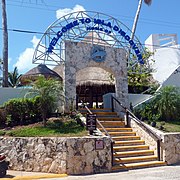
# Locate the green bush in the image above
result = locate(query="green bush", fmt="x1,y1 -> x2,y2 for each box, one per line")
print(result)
134,86 -> 180,122
0,108 -> 7,128
4,97 -> 41,127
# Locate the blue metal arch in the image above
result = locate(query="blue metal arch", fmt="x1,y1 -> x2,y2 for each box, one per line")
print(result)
33,11 -> 149,73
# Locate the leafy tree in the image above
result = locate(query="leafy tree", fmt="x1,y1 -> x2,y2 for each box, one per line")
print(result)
128,48 -> 157,93
8,67 -> 22,88
26,76 -> 64,127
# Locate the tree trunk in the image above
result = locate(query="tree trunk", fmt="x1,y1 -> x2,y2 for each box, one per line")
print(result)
1,0 -> 8,87
131,0 -> 143,40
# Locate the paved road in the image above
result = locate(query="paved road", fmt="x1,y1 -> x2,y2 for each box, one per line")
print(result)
5,164 -> 180,180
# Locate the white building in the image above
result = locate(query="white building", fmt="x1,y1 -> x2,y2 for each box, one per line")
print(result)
145,34 -> 180,85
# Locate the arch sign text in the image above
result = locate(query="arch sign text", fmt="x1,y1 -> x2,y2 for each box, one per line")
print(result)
47,17 -> 144,64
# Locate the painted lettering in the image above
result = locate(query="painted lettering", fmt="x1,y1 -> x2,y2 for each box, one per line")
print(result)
85,18 -> 91,23
46,17 -> 144,64
66,22 -> 74,30
94,18 -> 102,24
113,25 -> 119,31
62,27 -> 67,33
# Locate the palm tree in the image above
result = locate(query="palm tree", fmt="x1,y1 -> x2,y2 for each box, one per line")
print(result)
8,67 -> 22,88
154,86 -> 180,121
131,0 -> 152,40
26,76 -> 64,127
1,0 -> 8,87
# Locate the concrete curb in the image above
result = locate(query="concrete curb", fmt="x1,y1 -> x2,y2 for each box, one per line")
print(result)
2,171 -> 68,180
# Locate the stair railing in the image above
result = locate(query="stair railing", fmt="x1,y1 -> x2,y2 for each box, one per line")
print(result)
80,100 -> 114,166
111,95 -> 161,161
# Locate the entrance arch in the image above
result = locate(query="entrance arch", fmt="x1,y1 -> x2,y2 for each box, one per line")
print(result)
32,11 -> 150,113
64,41 -> 127,111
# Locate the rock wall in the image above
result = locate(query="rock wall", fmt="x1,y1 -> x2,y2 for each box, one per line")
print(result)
162,133 -> 180,164
0,136 -> 112,174
130,119 -> 157,154
130,118 -> 180,164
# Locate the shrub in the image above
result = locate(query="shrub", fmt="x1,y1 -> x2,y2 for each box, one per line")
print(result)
0,108 -> 7,128
4,97 -> 41,127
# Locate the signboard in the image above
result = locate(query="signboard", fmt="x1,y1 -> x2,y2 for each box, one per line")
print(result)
86,114 -> 96,131
95,139 -> 104,150
47,17 -> 143,64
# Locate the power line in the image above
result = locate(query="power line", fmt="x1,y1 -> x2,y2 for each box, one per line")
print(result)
0,27 -> 180,50
5,0 -> 180,28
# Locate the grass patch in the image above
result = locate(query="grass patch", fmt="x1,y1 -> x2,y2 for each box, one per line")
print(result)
146,120 -> 180,132
2,117 -> 88,137
156,121 -> 180,132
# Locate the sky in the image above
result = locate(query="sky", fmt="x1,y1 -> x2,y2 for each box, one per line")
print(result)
0,0 -> 180,74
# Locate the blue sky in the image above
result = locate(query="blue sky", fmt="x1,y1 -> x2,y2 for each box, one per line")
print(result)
0,0 -> 180,74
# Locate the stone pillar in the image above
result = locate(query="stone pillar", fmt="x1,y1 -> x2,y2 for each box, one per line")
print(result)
64,42 -> 77,112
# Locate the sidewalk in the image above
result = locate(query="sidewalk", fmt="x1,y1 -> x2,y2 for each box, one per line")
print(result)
1,170 -> 67,180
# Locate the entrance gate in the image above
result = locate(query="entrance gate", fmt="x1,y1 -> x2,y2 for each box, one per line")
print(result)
32,11 -> 149,112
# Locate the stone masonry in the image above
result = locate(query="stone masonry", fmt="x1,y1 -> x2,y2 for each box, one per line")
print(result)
130,117 -> 180,164
0,136 -> 112,174
64,41 -> 128,114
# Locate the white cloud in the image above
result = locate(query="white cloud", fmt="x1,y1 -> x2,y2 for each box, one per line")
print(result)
14,36 -> 40,74
56,4 -> 85,19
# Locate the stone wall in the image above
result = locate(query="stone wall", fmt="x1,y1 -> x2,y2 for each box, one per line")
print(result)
162,133 -> 180,164
130,119 -> 157,155
64,41 -> 128,114
0,136 -> 112,174
129,117 -> 180,164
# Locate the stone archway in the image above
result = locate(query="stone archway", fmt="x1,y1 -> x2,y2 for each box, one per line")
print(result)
64,41 -> 128,112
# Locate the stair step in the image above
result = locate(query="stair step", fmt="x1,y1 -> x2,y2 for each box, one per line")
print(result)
98,117 -> 123,121
109,132 -> 136,136
114,155 -> 158,164
99,128 -> 132,132
114,140 -> 145,146
112,161 -> 166,171
79,108 -> 111,113
93,112 -> 117,115
113,145 -> 149,152
114,150 -> 154,158
112,136 -> 140,141
98,121 -> 125,127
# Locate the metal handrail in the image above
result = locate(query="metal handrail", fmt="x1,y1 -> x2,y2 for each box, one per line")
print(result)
111,95 -> 161,161
80,100 -> 113,141
80,100 -> 114,166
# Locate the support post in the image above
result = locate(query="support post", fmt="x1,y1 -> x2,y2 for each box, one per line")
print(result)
157,139 -> 161,161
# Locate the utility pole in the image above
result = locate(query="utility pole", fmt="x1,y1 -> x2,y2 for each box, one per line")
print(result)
1,0 -> 9,87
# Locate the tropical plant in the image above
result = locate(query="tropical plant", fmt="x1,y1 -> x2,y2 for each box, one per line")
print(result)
1,0 -> 8,87
153,86 -> 180,121
25,76 -> 64,127
8,67 -> 22,87
128,48 -> 157,93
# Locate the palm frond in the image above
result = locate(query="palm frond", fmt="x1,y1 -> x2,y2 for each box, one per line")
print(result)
144,0 -> 152,6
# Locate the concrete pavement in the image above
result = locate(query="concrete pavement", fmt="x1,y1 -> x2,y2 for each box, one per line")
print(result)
2,164 -> 180,180
41,164 -> 180,180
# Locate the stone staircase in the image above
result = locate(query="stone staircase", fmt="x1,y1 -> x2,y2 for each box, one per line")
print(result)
79,108 -> 166,171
